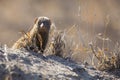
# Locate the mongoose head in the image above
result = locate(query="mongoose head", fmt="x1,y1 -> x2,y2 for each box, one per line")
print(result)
34,16 -> 51,52
34,16 -> 51,33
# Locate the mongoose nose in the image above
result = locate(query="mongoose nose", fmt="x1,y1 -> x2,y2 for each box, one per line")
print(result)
40,23 -> 44,28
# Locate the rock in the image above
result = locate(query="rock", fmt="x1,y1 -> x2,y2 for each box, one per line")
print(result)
0,47 -> 119,80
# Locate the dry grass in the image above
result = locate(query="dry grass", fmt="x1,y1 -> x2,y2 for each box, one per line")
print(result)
45,24 -> 89,61
89,42 -> 120,71
45,22 -> 120,71
45,25 -> 66,57
88,15 -> 120,71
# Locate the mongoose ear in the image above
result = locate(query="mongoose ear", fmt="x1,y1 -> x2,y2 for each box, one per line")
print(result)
34,17 -> 38,24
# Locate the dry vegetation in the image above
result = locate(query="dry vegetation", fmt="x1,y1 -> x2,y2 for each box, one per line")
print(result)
45,21 -> 120,71
89,42 -> 120,71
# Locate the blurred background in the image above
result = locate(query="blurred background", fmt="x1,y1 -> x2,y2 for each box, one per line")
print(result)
0,0 -> 120,48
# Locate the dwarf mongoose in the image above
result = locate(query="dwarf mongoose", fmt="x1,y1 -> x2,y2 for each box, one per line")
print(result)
12,16 -> 51,53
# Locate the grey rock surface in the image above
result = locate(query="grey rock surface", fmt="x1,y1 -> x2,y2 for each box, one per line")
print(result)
0,47 -> 119,80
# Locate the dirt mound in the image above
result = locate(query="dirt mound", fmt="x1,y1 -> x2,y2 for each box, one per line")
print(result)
0,47 -> 119,80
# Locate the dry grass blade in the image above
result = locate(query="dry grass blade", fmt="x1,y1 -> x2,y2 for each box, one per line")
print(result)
89,42 -> 100,61
52,32 -> 65,57
20,30 -> 31,43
